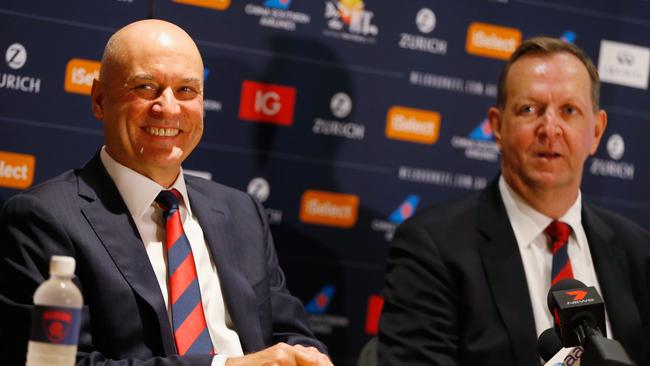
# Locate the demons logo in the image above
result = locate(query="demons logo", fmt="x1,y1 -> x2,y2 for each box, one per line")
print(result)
42,310 -> 73,343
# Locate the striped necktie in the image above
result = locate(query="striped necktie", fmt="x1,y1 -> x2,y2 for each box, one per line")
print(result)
545,220 -> 573,286
156,189 -> 214,355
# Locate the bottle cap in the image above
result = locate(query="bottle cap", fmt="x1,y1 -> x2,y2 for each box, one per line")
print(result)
50,255 -> 76,277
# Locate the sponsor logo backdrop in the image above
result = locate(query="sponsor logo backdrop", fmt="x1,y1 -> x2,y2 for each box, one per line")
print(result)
1,1 -> 649,364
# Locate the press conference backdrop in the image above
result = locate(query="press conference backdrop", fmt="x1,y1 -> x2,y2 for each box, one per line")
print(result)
1,0 -> 649,364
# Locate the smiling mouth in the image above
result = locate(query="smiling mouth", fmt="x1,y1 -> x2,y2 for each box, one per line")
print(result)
143,127 -> 180,137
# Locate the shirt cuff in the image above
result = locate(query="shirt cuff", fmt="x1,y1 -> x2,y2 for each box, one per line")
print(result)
211,354 -> 230,366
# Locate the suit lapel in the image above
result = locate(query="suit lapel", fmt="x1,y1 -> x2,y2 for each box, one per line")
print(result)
478,180 -> 537,366
187,181 -> 262,353
76,154 -> 176,355
582,204 -> 643,360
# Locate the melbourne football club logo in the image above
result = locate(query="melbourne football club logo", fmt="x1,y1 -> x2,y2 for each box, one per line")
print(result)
42,310 -> 73,343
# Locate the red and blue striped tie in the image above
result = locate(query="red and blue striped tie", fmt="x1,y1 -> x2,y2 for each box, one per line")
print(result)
156,189 -> 214,356
545,220 -> 573,286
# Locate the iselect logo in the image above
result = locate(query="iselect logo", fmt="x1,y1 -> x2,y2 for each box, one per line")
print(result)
64,58 -> 101,95
172,0 -> 231,10
466,22 -> 521,60
299,190 -> 359,228
386,106 -> 440,144
0,150 -> 35,189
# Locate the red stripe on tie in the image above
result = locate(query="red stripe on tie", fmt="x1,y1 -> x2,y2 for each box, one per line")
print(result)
175,303 -> 207,355
170,254 -> 197,305
551,240 -> 566,254
164,215 -> 183,250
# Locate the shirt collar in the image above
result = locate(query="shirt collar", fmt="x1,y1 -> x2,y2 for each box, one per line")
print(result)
100,147 -> 192,219
499,175 -> 583,249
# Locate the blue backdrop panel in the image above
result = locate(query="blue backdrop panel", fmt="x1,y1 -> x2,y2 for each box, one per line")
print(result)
2,1 -> 649,365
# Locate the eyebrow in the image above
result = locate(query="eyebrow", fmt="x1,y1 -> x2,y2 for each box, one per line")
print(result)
126,73 -> 155,82
126,74 -> 201,84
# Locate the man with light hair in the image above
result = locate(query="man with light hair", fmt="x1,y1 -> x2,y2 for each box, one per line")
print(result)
378,37 -> 649,366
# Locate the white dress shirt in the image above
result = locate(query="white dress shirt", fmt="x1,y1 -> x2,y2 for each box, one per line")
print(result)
498,176 -> 612,339
100,147 -> 243,366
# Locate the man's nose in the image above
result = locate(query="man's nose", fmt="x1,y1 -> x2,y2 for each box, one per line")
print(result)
539,109 -> 562,138
151,87 -> 181,116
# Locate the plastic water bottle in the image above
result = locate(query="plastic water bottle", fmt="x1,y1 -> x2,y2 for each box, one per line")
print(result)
26,256 -> 83,366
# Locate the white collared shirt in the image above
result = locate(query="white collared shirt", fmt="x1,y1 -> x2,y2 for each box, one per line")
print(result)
100,147 -> 243,365
498,176 -> 612,339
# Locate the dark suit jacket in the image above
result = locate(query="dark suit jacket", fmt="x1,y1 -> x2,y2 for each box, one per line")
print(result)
378,178 -> 649,366
0,154 -> 325,366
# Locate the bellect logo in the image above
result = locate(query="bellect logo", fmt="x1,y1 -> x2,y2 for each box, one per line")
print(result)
64,58 -> 101,95
299,190 -> 359,228
172,0 -> 231,10
386,106 -> 440,144
0,150 -> 35,189
465,22 -> 521,60
239,80 -> 297,126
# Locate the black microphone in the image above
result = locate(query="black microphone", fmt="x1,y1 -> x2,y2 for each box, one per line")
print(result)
547,278 -> 606,347
538,327 -> 564,362
547,279 -> 635,365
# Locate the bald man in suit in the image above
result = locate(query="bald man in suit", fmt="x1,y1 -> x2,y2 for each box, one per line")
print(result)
0,19 -> 332,366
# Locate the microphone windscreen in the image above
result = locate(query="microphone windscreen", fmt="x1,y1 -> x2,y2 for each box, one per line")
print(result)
537,328 -> 563,362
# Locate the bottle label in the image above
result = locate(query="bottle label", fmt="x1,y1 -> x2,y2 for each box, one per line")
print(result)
30,305 -> 81,345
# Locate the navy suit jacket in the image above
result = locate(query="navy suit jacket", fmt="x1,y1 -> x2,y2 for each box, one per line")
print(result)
378,178 -> 649,366
0,154 -> 325,366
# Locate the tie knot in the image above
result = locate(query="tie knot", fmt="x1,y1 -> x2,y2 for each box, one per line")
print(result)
156,189 -> 181,215
544,220 -> 572,245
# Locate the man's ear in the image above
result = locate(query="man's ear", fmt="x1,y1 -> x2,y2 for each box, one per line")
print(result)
488,107 -> 502,150
589,109 -> 608,155
91,79 -> 104,120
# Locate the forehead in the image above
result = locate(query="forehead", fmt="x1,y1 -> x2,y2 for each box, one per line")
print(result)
106,27 -> 203,83
505,52 -> 591,99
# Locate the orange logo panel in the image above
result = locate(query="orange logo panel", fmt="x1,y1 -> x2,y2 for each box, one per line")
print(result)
465,22 -> 521,60
172,0 -> 231,10
566,290 -> 587,301
64,58 -> 101,95
0,151 -> 35,189
299,190 -> 359,228
386,106 -> 441,144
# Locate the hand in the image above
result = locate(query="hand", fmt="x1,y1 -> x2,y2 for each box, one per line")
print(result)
225,343 -> 333,366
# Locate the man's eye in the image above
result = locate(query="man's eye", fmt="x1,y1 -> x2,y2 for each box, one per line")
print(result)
563,106 -> 577,115
136,84 -> 156,91
519,105 -> 535,114
176,86 -> 200,100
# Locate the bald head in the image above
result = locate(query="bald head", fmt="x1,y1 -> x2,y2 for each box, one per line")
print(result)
91,19 -> 206,187
99,19 -> 203,84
